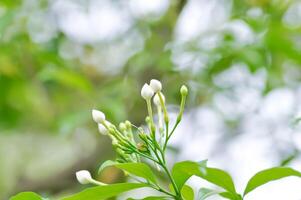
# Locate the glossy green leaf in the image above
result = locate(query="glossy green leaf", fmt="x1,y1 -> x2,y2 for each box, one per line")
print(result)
181,185 -> 194,200
219,192 -> 242,200
10,192 -> 43,200
243,167 -> 301,196
99,160 -> 157,184
198,188 -> 222,200
127,196 -> 169,200
171,161 -> 207,190
172,161 -> 237,195
62,183 -> 147,200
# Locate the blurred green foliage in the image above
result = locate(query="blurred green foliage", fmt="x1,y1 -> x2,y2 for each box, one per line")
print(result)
1,0 -> 300,133
0,0 -> 301,198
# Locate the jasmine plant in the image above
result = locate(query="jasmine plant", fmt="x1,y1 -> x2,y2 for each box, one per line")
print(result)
10,80 -> 301,200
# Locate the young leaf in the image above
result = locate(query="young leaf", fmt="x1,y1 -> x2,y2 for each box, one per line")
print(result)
172,161 -> 237,195
127,197 -> 170,200
197,188 -> 242,200
219,192 -> 242,200
243,167 -> 301,196
181,185 -> 194,200
10,192 -> 43,200
98,160 -> 157,184
198,188 -> 222,200
62,183 -> 147,200
171,161 -> 206,190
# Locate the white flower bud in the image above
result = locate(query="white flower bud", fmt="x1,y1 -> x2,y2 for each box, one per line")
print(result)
150,79 -> 162,92
98,124 -> 108,135
76,170 -> 92,184
92,109 -> 105,123
153,93 -> 165,106
141,83 -> 154,100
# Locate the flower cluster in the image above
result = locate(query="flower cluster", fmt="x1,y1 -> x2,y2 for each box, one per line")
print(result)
76,79 -> 188,185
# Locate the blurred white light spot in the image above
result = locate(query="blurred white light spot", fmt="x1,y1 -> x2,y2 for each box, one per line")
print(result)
175,0 -> 231,42
261,88 -> 296,122
52,0 -> 133,43
27,11 -> 57,43
222,20 -> 255,45
283,2 -> 301,28
129,0 -> 169,21
247,7 -> 264,19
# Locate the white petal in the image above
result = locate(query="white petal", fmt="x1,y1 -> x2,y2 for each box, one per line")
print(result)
153,93 -> 165,106
98,124 -> 108,135
92,109 -> 105,123
141,83 -> 154,100
150,79 -> 162,92
76,170 -> 92,184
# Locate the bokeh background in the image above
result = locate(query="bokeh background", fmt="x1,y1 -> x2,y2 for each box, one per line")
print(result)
1,0 -> 301,199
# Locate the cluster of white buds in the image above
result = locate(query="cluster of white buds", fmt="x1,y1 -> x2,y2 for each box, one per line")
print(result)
78,79 -> 188,185
91,108 -> 139,163
140,79 -> 162,100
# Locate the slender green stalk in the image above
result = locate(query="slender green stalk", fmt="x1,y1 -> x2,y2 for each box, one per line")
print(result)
146,99 -> 156,134
89,179 -> 106,186
161,162 -> 181,199
163,121 -> 169,152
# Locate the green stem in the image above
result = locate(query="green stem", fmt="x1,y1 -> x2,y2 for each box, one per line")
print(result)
161,164 -> 181,199
167,120 -> 180,141
146,99 -> 155,134
163,121 -> 169,152
90,179 -> 106,186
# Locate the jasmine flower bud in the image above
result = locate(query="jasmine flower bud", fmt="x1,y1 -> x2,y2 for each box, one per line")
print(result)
180,85 -> 188,96
141,83 -> 154,100
92,109 -> 105,123
125,120 -> 131,129
98,124 -> 108,135
137,142 -> 148,152
138,127 -> 144,133
145,116 -> 151,124
76,170 -> 92,184
153,93 -> 165,106
119,122 -> 127,132
150,79 -> 162,92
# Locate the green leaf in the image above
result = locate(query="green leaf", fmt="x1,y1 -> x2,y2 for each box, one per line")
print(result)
181,185 -> 194,200
219,192 -> 242,200
99,160 -> 157,184
197,188 -> 242,200
197,188 -> 222,200
62,183 -> 147,200
172,161 -> 237,195
171,161 -> 207,190
127,196 -> 169,200
243,167 -> 301,196
10,192 -> 43,200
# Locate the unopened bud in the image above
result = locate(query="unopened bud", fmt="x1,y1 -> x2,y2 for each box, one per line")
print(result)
125,120 -> 131,129
150,79 -> 162,92
98,124 -> 108,135
92,109 -> 105,123
138,132 -> 147,141
180,85 -> 188,96
76,170 -> 92,184
145,116 -> 151,124
137,142 -> 148,152
153,93 -> 165,106
141,83 -> 154,100
138,127 -> 144,133
119,122 -> 126,132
